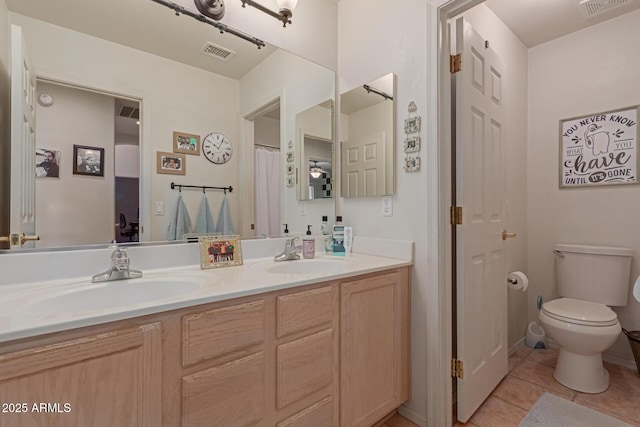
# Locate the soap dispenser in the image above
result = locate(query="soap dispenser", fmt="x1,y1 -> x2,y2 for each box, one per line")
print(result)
303,225 -> 315,259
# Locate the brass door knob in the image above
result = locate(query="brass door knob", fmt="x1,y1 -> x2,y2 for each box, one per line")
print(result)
19,234 -> 40,245
502,230 -> 517,241
0,233 -> 39,246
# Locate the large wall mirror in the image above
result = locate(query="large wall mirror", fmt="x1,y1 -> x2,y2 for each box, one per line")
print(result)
340,73 -> 395,198
0,0 -> 335,251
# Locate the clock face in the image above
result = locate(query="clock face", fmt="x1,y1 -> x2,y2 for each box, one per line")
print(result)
202,133 -> 232,164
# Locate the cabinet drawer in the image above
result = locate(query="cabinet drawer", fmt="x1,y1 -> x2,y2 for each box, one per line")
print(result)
276,328 -> 334,409
277,286 -> 334,338
276,396 -> 334,427
182,352 -> 265,427
183,300 -> 264,367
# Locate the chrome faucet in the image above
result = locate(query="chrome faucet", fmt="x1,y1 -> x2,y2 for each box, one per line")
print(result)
92,244 -> 143,283
274,237 -> 301,262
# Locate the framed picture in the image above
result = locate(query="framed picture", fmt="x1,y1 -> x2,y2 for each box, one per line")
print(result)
35,148 -> 61,178
286,164 -> 295,175
560,106 -> 638,188
73,145 -> 104,176
173,131 -> 200,155
286,151 -> 294,163
199,235 -> 243,269
404,116 -> 421,134
286,176 -> 295,187
403,155 -> 421,172
404,136 -> 420,153
157,151 -> 186,175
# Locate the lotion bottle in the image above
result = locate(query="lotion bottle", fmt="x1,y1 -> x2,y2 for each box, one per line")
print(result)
302,225 -> 315,259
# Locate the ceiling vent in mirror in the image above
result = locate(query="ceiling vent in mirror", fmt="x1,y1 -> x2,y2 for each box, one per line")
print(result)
117,103 -> 140,120
579,0 -> 630,17
200,42 -> 236,62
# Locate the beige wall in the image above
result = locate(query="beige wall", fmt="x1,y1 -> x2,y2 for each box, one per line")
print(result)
527,9 -> 640,365
35,82 -> 115,247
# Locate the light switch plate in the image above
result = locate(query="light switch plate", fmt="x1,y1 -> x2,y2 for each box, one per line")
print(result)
299,202 -> 307,216
155,201 -> 164,215
382,197 -> 393,217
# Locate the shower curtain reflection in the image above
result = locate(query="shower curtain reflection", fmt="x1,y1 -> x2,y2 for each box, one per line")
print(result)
254,148 -> 281,236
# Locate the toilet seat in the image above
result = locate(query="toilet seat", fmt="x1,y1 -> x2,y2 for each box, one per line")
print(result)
541,298 -> 618,327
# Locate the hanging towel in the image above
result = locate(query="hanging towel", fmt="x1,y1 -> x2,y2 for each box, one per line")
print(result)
166,194 -> 192,241
215,194 -> 235,235
195,193 -> 216,234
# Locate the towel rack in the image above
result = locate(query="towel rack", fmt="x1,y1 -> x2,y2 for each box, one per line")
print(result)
170,182 -> 233,194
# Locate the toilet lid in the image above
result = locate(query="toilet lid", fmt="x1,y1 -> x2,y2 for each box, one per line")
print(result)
542,298 -> 618,326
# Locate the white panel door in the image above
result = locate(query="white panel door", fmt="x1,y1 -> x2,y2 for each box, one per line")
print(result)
340,131 -> 385,197
455,17 -> 508,423
9,25 -> 37,249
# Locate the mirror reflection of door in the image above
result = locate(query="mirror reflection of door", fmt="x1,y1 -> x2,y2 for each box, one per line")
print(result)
34,81 -> 140,247
253,102 -> 281,237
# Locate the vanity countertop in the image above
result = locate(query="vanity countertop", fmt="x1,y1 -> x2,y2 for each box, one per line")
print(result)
0,251 -> 412,343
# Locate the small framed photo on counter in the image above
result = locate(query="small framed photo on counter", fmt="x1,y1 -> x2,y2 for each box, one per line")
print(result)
199,235 -> 243,269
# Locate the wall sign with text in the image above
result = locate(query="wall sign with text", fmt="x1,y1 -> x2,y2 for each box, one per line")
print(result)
560,106 -> 638,188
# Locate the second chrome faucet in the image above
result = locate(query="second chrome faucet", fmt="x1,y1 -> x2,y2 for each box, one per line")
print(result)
274,238 -> 301,262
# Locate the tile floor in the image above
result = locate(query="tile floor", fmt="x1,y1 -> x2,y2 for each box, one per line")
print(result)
380,412 -> 420,427
455,347 -> 640,426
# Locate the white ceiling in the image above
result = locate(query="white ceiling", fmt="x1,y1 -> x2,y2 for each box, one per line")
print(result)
5,0 -> 277,79
485,0 -> 640,48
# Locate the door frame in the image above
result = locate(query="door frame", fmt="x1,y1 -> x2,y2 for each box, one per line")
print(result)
425,1 -> 486,426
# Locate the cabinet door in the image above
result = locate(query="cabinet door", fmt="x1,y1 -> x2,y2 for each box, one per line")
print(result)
0,323 -> 162,427
340,270 -> 410,427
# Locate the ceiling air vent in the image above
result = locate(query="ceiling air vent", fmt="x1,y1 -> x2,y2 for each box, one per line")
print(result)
200,42 -> 236,62
117,104 -> 140,120
579,0 -> 630,18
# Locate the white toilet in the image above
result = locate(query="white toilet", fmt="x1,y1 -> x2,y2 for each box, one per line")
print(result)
538,244 -> 632,393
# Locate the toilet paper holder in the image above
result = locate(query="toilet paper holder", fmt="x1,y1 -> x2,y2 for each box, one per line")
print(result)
507,277 -> 518,285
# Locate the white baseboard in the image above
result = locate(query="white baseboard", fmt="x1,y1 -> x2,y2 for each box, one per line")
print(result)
509,336 -> 526,356
603,353 -> 638,371
398,405 -> 427,427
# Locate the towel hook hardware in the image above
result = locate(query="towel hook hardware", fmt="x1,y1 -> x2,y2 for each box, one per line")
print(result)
170,182 -> 233,194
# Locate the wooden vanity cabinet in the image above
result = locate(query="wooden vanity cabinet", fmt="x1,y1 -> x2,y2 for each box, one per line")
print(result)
0,322 -> 162,427
340,269 -> 411,427
0,267 -> 409,427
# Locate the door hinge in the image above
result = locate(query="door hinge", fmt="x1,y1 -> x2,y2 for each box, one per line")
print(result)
451,359 -> 464,379
450,206 -> 462,225
450,54 -> 462,74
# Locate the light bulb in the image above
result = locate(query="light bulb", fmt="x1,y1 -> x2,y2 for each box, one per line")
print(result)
276,0 -> 298,14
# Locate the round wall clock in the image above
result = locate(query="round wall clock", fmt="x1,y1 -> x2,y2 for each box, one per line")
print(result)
202,133 -> 232,164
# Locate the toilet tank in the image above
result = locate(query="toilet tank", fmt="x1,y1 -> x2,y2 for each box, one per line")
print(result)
555,244 -> 633,306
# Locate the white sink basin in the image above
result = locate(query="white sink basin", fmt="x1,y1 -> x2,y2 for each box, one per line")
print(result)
267,258 -> 352,275
26,277 -> 204,314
